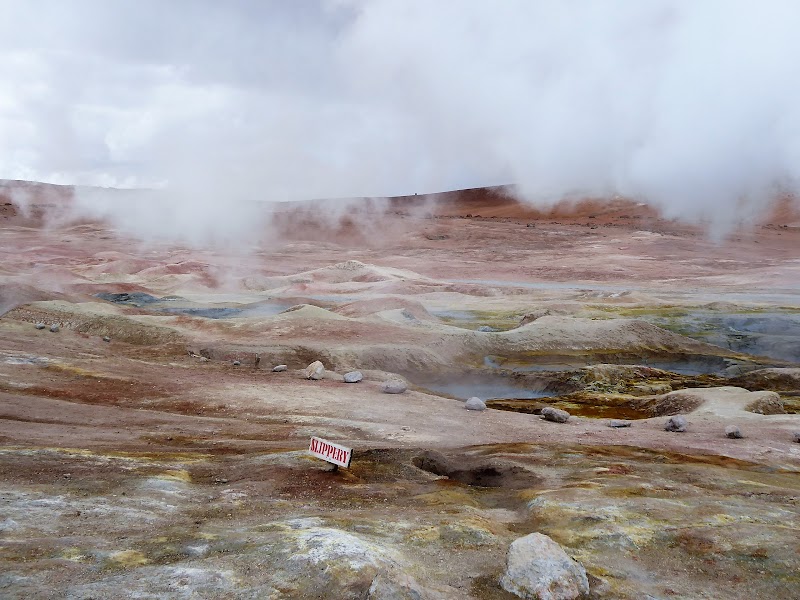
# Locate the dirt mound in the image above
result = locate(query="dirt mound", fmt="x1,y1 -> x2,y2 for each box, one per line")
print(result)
334,297 -> 435,320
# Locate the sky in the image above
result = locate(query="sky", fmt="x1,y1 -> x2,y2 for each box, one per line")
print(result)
1,0 -> 799,232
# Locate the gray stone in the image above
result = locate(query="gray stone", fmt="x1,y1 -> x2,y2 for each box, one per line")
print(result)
102,336 -> 111,342
343,371 -> 363,383
500,532 -> 589,600
725,425 -> 743,439
34,323 -> 46,330
272,365 -> 288,372
305,360 -> 325,380
49,324 -> 59,333
608,420 -> 632,428
665,415 -> 687,432
792,431 -> 800,443
232,360 -> 241,366
541,406 -> 570,423
465,397 -> 487,411
477,325 -> 497,332
382,380 -> 407,394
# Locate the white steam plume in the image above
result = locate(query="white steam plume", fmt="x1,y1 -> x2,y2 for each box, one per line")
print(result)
0,0 -> 798,241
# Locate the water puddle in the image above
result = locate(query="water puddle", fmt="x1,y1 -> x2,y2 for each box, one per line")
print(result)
484,354 -> 731,376
413,374 -> 553,401
638,310 -> 800,364
156,302 -> 291,319
96,292 -> 291,320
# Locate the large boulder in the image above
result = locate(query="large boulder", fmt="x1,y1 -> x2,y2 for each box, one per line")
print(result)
500,532 -> 589,600
305,360 -> 325,380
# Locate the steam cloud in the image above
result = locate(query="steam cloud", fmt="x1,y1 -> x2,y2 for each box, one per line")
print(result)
1,0 -> 799,240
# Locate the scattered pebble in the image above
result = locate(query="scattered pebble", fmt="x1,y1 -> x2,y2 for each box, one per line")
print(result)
232,360 -> 241,366
608,420 -> 632,428
49,324 -> 60,333
465,397 -> 487,411
35,323 -> 46,330
541,406 -> 570,423
401,426 -> 411,431
305,360 -> 325,380
382,380 -> 407,394
665,415 -> 687,432
102,336 -> 111,342
272,365 -> 288,372
792,431 -> 800,443
343,371 -> 363,383
725,425 -> 743,439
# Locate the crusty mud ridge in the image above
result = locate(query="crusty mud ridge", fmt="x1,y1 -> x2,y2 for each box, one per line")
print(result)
1,183 -> 799,599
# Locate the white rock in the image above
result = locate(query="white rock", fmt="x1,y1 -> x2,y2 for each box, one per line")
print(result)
465,397 -> 487,411
272,365 -> 288,372
382,380 -> 407,394
304,361 -> 325,380
344,371 -> 363,383
500,533 -> 589,600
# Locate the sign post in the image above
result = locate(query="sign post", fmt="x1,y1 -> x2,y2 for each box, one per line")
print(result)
309,437 -> 352,470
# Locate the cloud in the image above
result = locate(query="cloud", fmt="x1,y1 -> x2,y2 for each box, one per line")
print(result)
0,0 -> 798,240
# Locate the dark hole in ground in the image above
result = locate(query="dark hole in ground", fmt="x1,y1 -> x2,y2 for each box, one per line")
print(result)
412,451 -> 541,488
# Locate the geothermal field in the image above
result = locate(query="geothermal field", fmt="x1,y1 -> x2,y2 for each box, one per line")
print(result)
1,181 -> 799,599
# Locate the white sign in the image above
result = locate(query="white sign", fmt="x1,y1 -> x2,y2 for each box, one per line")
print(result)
309,437 -> 352,468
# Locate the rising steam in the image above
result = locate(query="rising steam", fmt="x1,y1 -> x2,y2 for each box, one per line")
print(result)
0,0 -> 798,240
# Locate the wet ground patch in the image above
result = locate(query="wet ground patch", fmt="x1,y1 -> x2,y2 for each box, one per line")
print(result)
412,372 -> 555,401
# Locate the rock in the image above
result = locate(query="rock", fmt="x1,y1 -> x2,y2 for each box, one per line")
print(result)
304,361 -> 325,380
343,371 -> 363,383
49,324 -> 59,333
102,336 -> 111,342
541,407 -> 570,423
608,420 -> 632,428
465,397 -> 487,411
477,325 -> 497,332
500,532 -> 589,600
382,380 -> 407,394
232,360 -> 241,366
272,365 -> 288,372
34,323 -> 45,330
665,415 -> 687,432
725,425 -> 743,439
792,431 -> 800,443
